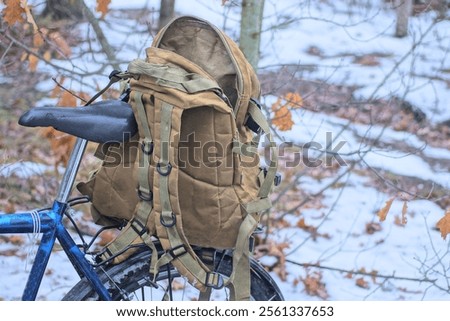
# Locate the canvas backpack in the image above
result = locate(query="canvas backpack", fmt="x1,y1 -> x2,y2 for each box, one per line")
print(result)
77,16 -> 278,300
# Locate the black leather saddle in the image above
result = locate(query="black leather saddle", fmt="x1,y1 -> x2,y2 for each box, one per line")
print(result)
18,100 -> 138,143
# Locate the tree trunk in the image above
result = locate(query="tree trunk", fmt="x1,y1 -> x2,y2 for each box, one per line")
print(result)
395,0 -> 413,38
436,0 -> 448,20
158,0 -> 176,30
41,0 -> 84,20
239,0 -> 265,71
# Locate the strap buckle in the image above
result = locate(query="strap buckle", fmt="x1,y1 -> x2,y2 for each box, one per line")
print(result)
205,272 -> 224,290
198,248 -> 216,267
130,219 -> 148,236
245,98 -> 262,133
263,167 -> 282,186
167,244 -> 188,260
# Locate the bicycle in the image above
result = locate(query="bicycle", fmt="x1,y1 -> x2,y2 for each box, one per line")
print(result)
0,98 -> 284,301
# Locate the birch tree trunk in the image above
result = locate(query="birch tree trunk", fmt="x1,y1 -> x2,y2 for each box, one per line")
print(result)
158,0 -> 176,30
239,0 -> 265,71
395,0 -> 413,38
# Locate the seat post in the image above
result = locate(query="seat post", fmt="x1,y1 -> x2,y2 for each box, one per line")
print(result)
56,137 -> 88,203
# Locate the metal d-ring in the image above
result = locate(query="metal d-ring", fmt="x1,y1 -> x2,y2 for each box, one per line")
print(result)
160,212 -> 176,227
141,141 -> 154,155
156,162 -> 172,176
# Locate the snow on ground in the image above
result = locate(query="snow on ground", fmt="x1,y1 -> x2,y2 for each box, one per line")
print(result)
1,0 -> 449,300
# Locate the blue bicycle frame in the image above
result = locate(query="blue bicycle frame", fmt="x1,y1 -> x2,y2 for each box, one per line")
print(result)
0,138 -> 112,301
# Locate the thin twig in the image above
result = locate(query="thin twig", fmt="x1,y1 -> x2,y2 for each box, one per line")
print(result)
282,162 -> 355,216
286,259 -> 438,284
3,31 -> 106,78
51,77 -> 88,103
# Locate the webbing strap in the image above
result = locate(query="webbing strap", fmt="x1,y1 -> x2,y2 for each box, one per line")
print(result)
97,91 -> 156,265
248,101 -> 278,199
225,101 -> 279,300
128,59 -> 221,94
134,91 -> 152,140
155,102 -> 223,290
134,91 -> 153,199
225,212 -> 258,301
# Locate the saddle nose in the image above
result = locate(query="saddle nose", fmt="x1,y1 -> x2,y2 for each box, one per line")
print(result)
19,100 -> 138,143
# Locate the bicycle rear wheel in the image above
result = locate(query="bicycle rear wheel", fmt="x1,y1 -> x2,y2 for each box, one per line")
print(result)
62,245 -> 284,301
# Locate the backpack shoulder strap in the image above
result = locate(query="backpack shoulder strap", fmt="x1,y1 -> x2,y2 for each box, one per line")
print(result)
226,99 -> 279,300
152,100 -> 225,292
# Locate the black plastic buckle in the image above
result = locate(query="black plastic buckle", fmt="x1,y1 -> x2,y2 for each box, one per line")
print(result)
249,235 -> 255,253
160,212 -> 176,227
130,219 -> 148,236
95,247 -> 113,264
274,173 -> 282,186
141,141 -> 154,155
245,98 -> 262,133
168,244 -> 188,260
138,189 -> 153,201
199,248 -> 216,267
205,272 -> 224,290
157,162 -> 172,176
120,88 -> 131,102
263,167 -> 282,186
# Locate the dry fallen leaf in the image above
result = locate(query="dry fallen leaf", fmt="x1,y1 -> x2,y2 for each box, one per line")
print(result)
272,104 -> 294,131
365,222 -> 382,235
28,54 -> 38,72
96,0 -> 111,18
2,0 -> 26,26
394,215 -> 404,227
49,31 -> 72,57
271,92 -> 303,131
254,241 -> 289,281
355,277 -> 370,289
284,92 -> 303,109
436,209 -> 450,240
40,90 -> 78,167
401,201 -> 408,225
301,271 -> 329,299
8,235 -> 25,245
377,196 -> 395,222
33,32 -> 44,48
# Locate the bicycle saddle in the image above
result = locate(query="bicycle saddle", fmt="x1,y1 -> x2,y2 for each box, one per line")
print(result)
18,100 -> 138,143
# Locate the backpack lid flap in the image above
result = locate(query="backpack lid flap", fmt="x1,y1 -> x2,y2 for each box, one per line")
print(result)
152,15 -> 260,121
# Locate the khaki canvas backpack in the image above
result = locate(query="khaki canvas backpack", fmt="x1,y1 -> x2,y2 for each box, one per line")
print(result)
77,16 -> 278,300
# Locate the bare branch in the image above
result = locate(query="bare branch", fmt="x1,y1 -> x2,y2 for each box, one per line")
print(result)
51,77 -> 88,103
77,0 -> 121,70
286,259 -> 438,284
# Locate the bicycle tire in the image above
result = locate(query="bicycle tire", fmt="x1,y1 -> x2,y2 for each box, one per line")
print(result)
62,246 -> 284,301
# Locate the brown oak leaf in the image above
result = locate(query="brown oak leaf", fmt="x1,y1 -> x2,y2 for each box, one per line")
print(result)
356,277 -> 370,289
436,209 -> 450,240
2,0 -> 25,26
96,0 -> 111,18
